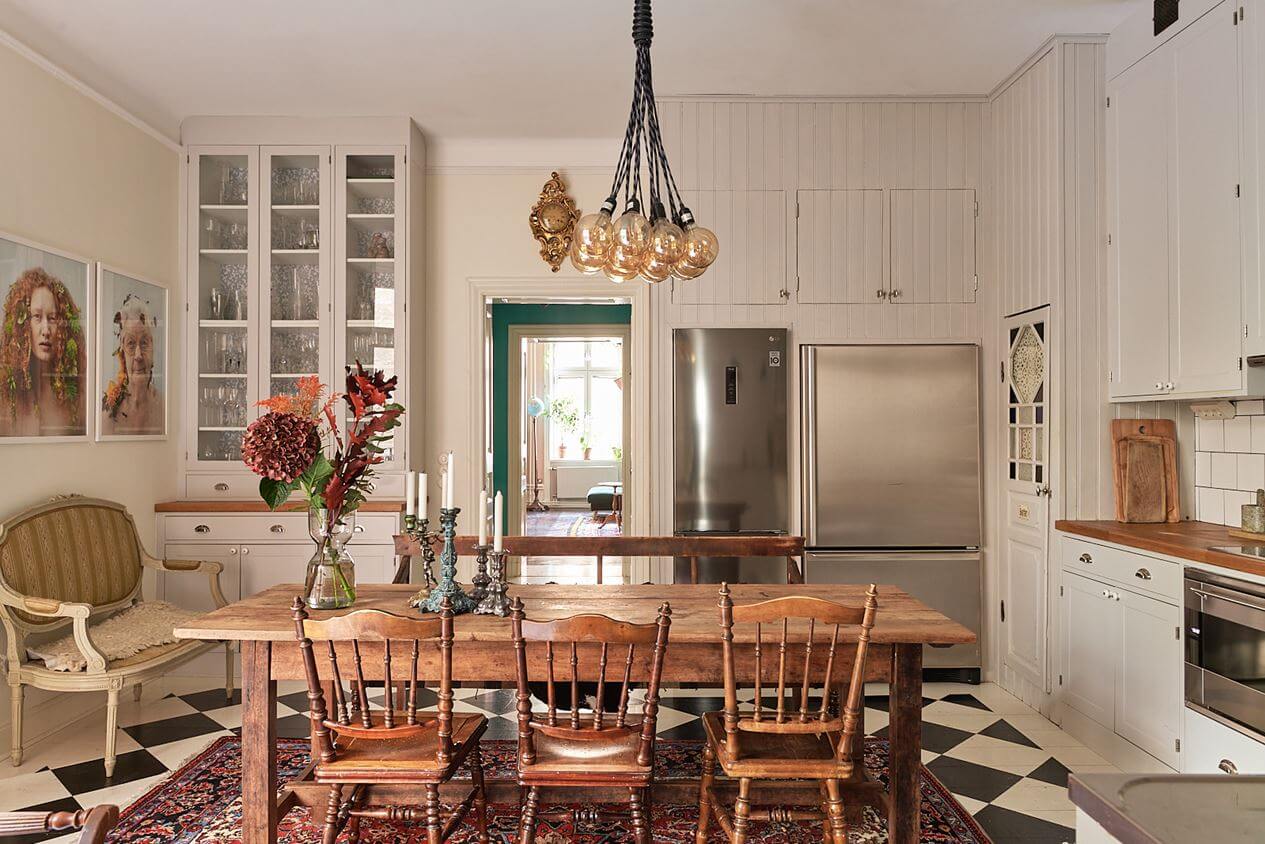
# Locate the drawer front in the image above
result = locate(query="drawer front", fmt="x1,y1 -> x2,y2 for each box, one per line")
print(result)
1062,536 -> 1180,603
186,473 -> 256,499
162,514 -> 307,543
350,514 -> 399,545
1183,708 -> 1265,774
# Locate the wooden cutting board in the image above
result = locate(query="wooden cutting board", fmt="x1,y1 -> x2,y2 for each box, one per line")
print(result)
1111,419 -> 1180,523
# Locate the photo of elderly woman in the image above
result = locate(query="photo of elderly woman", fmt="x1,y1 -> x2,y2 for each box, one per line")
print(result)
98,267 -> 166,439
0,234 -> 90,440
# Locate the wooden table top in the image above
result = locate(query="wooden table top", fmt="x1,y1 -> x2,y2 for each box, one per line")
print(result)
1056,519 -> 1265,579
174,583 -> 976,646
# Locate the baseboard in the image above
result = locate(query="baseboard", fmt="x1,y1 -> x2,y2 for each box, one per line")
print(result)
1056,703 -> 1175,773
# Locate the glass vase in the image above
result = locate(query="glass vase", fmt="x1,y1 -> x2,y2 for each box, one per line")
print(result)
304,507 -> 357,609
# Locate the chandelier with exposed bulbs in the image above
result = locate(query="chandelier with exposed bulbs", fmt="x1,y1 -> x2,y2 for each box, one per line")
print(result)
570,0 -> 719,284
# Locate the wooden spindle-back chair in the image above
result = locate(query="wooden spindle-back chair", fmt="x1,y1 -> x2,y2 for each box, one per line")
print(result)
696,583 -> 879,844
510,597 -> 672,844
292,597 -> 489,844
0,805 -> 118,844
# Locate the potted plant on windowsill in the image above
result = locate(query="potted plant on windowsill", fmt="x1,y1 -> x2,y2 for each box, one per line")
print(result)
547,395 -> 579,459
240,365 -> 404,609
580,433 -> 591,461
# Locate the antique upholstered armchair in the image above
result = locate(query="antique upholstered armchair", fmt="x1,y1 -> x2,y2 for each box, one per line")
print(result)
0,496 -> 231,776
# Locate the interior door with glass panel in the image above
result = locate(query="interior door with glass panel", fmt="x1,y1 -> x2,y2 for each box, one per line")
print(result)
261,147 -> 331,402
1002,307 -> 1052,692
334,147 -> 407,468
188,146 -> 259,464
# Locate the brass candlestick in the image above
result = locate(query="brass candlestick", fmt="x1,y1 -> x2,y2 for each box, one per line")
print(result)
405,515 -> 439,607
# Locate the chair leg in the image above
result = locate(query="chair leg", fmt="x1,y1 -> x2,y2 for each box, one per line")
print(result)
225,642 -> 235,702
424,783 -> 442,844
321,785 -> 342,844
825,779 -> 848,843
9,683 -> 23,767
519,785 -> 540,844
644,785 -> 654,843
733,778 -> 752,844
469,744 -> 490,843
818,782 -> 835,844
104,687 -> 120,778
629,786 -> 647,844
695,743 -> 715,844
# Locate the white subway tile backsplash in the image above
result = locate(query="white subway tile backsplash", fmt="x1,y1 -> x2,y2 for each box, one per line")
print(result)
1196,451 -> 1211,486
1252,416 -> 1265,454
1198,487 -> 1225,524
1198,417 -> 1225,451
1239,453 -> 1265,492
1225,490 -> 1253,528
1225,416 -> 1252,452
1212,452 -> 1238,489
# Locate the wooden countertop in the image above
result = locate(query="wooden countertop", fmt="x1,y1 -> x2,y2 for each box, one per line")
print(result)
1056,519 -> 1265,578
156,499 -> 405,513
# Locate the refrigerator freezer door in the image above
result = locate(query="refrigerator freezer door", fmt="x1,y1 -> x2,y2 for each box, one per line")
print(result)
803,344 -> 982,549
805,551 -> 982,669
674,328 -> 789,534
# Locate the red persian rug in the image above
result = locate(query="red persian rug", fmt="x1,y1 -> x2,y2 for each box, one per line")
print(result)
108,737 -> 989,842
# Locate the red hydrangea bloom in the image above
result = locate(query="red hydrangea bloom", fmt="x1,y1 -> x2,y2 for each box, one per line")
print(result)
242,411 -> 320,483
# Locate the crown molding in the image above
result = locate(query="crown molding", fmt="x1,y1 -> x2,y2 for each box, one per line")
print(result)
0,26 -> 180,152
988,33 -> 1109,101
426,137 -> 618,174
657,93 -> 990,104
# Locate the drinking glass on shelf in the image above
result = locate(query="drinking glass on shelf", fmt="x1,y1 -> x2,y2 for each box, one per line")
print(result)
203,217 -> 221,249
300,168 -> 319,205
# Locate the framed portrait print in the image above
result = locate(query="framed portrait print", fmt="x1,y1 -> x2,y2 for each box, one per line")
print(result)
96,264 -> 168,440
0,231 -> 92,442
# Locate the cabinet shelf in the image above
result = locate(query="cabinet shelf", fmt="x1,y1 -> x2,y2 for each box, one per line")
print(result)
270,319 -> 319,328
199,320 -> 247,328
199,372 -> 247,379
271,373 -> 319,379
346,320 -> 394,329
346,213 -> 394,220
346,257 -> 394,265
200,204 -> 248,212
272,204 -> 320,211
347,177 -> 394,184
198,426 -> 246,432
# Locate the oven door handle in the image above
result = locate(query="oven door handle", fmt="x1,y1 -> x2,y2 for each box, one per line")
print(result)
1190,587 -> 1265,616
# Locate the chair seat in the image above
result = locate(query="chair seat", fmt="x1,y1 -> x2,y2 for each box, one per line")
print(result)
519,724 -> 652,784
702,711 -> 859,779
315,712 -> 487,783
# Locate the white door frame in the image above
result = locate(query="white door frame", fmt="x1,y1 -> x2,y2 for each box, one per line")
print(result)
466,277 -> 653,583
506,324 -> 632,536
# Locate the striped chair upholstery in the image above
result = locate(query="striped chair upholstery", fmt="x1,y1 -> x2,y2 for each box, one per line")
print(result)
0,502 -> 141,626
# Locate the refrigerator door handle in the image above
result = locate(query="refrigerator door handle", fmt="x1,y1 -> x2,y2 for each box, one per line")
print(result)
802,347 -> 817,546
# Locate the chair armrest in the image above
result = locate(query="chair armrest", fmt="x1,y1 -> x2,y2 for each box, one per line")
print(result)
141,553 -> 228,609
0,582 -> 108,672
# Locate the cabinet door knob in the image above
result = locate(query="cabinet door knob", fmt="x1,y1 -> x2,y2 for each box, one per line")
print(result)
1154,381 -> 1163,390
1079,553 -> 1093,564
241,547 -> 250,556
876,289 -> 888,300
890,289 -> 902,300
269,524 -> 285,534
1102,589 -> 1110,598
1135,567 -> 1152,581
194,524 -> 211,534
1220,759 -> 1239,775
228,547 -> 238,555
213,482 -> 229,492
1164,382 -> 1174,391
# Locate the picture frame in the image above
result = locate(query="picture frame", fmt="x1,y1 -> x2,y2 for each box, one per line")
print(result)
96,263 -> 168,441
0,230 -> 93,443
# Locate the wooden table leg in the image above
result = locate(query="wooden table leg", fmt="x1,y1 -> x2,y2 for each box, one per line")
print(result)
887,643 -> 923,844
241,640 -> 278,844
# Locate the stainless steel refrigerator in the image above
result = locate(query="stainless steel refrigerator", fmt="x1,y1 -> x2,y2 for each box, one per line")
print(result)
673,328 -> 789,584
802,344 -> 983,673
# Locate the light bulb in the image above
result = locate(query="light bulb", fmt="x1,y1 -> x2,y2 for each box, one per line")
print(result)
641,260 -> 671,283
682,224 -> 719,270
613,210 -> 651,261
671,257 -> 706,280
649,219 -> 685,263
602,257 -> 641,283
574,212 -> 613,259
569,239 -> 603,274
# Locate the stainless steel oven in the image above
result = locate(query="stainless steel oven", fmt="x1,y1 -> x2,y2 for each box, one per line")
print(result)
1185,569 -> 1265,739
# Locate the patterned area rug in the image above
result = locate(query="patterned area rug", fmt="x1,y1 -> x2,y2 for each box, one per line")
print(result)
108,737 -> 989,843
567,513 -> 620,537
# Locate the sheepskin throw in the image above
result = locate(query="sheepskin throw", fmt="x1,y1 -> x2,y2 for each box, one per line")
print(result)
27,601 -> 197,671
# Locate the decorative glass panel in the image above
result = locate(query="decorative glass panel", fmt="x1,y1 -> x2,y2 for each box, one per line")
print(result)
1008,319 -> 1047,485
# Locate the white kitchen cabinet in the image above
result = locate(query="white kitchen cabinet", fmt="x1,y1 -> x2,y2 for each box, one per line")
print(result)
671,189 -> 788,306
1183,707 -> 1265,774
1108,0 -> 1250,401
1116,588 -> 1183,767
888,189 -> 977,304
1062,573 -> 1119,729
161,542 -> 243,677
795,189 -> 884,304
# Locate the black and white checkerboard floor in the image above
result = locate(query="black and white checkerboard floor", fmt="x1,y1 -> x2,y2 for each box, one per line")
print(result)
0,679 -> 1116,843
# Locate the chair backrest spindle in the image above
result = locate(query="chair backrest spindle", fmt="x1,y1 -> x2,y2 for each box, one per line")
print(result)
799,618 -> 815,721
775,618 -> 788,724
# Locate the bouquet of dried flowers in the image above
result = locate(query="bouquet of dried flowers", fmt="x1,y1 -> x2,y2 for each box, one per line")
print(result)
241,365 -> 404,604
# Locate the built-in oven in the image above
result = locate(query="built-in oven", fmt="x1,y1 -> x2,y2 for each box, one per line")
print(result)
1185,569 -> 1265,740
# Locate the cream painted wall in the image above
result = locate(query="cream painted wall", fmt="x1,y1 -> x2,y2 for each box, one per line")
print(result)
0,39 -> 180,739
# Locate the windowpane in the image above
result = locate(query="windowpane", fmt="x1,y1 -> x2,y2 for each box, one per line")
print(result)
552,341 -> 586,370
549,376 -> 585,456
589,339 -> 623,370
590,377 -> 623,459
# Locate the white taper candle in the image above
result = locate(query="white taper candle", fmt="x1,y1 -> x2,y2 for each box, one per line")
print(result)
478,489 -> 488,546
493,491 -> 504,552
405,472 -> 416,517
418,472 -> 428,520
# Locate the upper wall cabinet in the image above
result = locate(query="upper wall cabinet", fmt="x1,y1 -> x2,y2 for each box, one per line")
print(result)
795,189 -> 884,304
1109,1 -> 1251,401
889,189 -> 978,305
670,189 -> 788,306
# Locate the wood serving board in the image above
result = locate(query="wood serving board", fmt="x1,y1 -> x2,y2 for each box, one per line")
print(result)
1229,527 -> 1265,542
1111,419 -> 1180,523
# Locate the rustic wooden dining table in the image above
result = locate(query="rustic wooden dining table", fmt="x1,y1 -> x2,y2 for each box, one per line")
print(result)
175,582 -> 975,844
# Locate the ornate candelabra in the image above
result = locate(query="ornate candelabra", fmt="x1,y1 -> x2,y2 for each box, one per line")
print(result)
474,549 -> 511,617
470,544 -> 491,602
403,514 -> 438,603
421,508 -> 477,615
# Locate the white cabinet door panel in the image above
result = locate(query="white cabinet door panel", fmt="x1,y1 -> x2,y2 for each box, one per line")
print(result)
890,189 -> 977,304
1108,53 -> 1172,398
1062,573 -> 1119,729
162,543 -> 241,678
239,543 -> 313,599
795,189 -> 884,304
1116,589 -> 1182,767
672,190 -> 787,306
1169,4 -> 1243,395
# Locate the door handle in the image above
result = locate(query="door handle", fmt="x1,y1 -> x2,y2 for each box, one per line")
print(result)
1135,567 -> 1152,581
1035,485 -> 1052,498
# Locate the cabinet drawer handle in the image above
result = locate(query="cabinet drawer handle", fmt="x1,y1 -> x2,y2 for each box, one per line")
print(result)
1079,553 -> 1093,564
214,482 -> 229,492
1135,567 -> 1152,581
1220,759 -> 1239,775
194,524 -> 211,534
269,524 -> 285,534
353,525 -> 365,533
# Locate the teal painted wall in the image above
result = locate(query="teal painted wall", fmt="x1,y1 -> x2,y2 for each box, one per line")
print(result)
491,303 -> 631,505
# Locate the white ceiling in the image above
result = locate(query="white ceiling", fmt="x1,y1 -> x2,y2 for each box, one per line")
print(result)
0,0 -> 1142,144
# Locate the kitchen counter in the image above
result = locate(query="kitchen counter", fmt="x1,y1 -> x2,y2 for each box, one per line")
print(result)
1056,519 -> 1265,579
156,499 -> 405,513
1069,772 -> 1265,843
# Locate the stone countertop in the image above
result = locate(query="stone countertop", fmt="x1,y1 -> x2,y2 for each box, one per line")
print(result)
1069,772 -> 1265,843
1055,519 -> 1265,579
